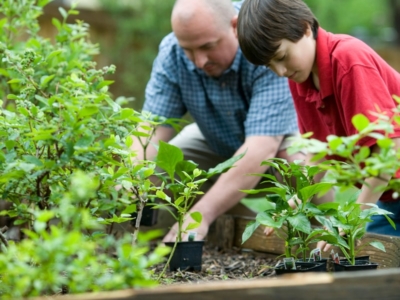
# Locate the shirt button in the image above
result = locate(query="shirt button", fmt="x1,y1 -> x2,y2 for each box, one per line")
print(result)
221,82 -> 226,88
320,104 -> 325,108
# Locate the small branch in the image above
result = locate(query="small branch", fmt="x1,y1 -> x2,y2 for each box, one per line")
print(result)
0,228 -> 9,249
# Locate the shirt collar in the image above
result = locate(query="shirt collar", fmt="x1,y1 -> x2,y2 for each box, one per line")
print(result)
295,28 -> 334,106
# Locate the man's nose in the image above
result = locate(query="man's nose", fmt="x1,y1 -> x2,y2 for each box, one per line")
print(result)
193,51 -> 207,69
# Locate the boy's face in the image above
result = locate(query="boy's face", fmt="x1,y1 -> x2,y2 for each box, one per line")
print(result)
267,27 -> 316,83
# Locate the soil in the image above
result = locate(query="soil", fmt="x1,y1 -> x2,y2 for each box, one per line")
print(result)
153,243 -> 279,285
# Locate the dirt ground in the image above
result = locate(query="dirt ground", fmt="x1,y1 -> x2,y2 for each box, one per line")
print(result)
153,244 -> 279,284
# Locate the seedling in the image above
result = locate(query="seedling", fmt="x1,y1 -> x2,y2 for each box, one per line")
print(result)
316,201 -> 395,265
241,158 -> 335,261
154,141 -> 244,277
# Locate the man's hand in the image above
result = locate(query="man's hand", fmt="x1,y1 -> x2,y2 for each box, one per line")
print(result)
162,213 -> 209,243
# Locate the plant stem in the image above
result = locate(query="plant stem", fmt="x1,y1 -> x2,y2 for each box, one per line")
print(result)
157,238 -> 179,281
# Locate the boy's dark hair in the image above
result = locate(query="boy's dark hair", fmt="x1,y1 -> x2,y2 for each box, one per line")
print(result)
237,0 -> 319,66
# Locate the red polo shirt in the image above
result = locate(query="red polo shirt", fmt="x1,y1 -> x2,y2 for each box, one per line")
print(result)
289,28 -> 400,201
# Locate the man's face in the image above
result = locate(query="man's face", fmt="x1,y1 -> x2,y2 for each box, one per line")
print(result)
267,27 -> 316,83
173,14 -> 239,77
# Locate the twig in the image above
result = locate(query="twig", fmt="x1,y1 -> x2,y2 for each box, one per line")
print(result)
0,229 -> 9,249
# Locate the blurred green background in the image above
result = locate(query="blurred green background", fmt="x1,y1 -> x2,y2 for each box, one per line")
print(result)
42,0 -> 400,111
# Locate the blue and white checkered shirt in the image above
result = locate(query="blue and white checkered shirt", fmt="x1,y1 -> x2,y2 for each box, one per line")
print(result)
144,2 -> 298,158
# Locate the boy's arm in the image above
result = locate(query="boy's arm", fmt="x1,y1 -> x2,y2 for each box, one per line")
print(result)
356,137 -> 400,208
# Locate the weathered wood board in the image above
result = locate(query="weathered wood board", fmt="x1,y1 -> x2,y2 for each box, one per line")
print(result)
38,268 -> 400,300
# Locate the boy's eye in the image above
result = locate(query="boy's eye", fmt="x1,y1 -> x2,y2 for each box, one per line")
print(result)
277,55 -> 286,61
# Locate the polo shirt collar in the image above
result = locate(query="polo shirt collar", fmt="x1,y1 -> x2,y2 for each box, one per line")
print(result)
295,28 -> 334,107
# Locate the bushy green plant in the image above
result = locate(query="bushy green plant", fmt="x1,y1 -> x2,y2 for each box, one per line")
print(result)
0,172 -> 170,299
241,159 -> 334,260
0,1 -> 175,296
0,0 -> 176,233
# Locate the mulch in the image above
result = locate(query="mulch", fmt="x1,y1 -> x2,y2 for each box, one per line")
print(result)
154,244 -> 280,284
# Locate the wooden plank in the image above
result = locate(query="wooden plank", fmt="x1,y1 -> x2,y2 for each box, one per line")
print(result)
357,233 -> 400,268
38,268 -> 400,300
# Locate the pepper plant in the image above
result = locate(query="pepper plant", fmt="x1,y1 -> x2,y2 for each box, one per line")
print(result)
241,158 -> 335,260
315,201 -> 394,265
285,96 -> 400,265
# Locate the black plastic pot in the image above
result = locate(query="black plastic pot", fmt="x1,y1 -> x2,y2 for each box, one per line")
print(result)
339,255 -> 370,264
297,258 -> 328,271
334,259 -> 378,272
164,241 -> 204,271
130,204 -> 158,226
275,261 -> 326,275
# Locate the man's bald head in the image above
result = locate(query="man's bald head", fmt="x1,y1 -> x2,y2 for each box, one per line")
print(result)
172,0 -> 236,30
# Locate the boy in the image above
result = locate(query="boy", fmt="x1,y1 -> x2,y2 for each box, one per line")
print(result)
237,0 -> 400,236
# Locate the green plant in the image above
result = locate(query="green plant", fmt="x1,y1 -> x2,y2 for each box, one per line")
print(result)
0,1 -> 174,296
0,171 -> 170,298
241,158 -> 334,261
154,141 -> 244,276
315,201 -> 395,265
285,97 -> 400,265
0,0 -> 170,235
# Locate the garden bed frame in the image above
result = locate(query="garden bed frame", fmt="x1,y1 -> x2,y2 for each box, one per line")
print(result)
36,214 -> 400,300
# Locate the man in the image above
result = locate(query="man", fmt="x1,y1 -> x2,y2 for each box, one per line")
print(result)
132,0 -> 302,242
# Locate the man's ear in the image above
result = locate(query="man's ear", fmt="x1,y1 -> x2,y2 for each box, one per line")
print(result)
231,15 -> 238,38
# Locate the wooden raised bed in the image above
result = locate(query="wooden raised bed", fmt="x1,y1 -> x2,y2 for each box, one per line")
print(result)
39,268 -> 400,300
35,214 -> 400,300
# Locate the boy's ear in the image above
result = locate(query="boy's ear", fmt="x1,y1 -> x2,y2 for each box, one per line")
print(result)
305,23 -> 312,37
232,15 -> 238,38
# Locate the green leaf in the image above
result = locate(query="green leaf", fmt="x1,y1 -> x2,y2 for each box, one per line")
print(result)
377,138 -> 393,149
7,79 -> 21,84
40,75 -> 55,88
206,151 -> 245,178
369,241 -> 385,252
241,220 -> 260,244
287,213 -> 311,234
52,17 -> 62,30
352,114 -> 370,131
190,211 -> 202,223
156,141 -> 183,180
122,204 -> 137,214
96,80 -> 114,90
299,182 -> 334,201
23,155 -> 43,166
256,211 -> 285,228
185,222 -> 200,231
240,197 -> 275,213
78,105 -> 99,117
59,7 -> 68,19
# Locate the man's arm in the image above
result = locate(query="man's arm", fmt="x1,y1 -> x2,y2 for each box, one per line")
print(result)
162,135 -> 283,242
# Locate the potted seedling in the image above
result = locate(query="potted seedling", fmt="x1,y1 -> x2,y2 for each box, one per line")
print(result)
315,201 -> 395,271
154,141 -> 244,276
241,158 -> 336,274
286,111 -> 400,271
